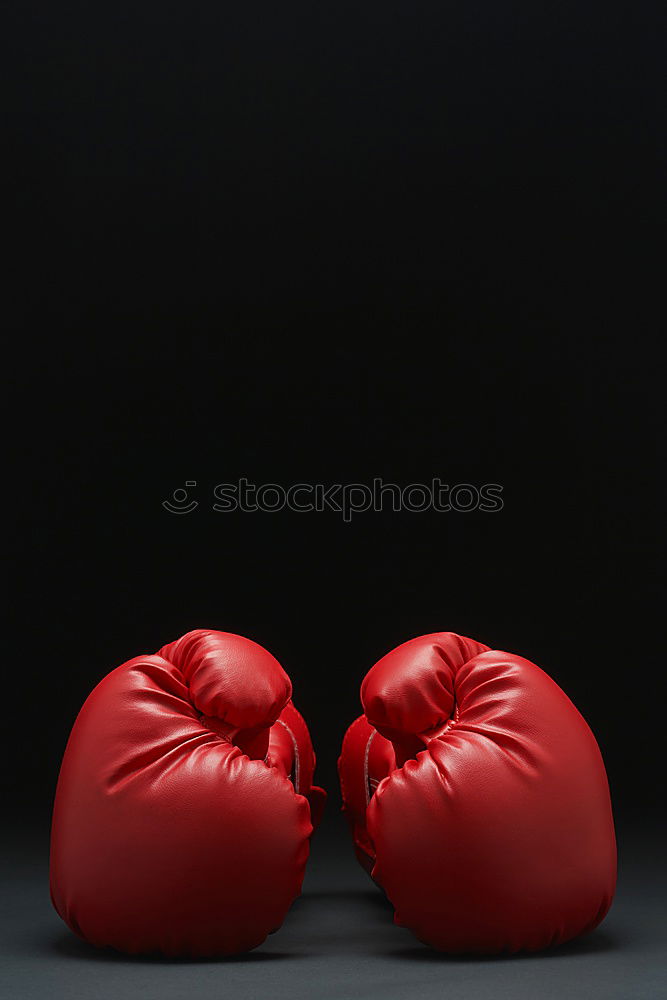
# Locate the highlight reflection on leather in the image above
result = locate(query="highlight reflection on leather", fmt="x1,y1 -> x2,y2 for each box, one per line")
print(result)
339,632 -> 616,953
50,630 -> 326,956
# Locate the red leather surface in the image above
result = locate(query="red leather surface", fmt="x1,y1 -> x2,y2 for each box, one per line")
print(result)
339,632 -> 617,953
51,629 -> 326,956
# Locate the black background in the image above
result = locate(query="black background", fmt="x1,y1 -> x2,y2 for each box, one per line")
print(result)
6,0 -> 664,847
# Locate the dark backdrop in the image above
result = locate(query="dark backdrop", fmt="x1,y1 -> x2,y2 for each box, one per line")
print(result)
5,1 -> 663,838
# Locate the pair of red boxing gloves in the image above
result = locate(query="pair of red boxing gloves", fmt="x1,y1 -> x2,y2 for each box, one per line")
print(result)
51,629 -> 616,956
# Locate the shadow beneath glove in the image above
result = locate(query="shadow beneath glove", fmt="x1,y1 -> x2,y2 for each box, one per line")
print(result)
387,928 -> 619,962
50,931 -> 301,964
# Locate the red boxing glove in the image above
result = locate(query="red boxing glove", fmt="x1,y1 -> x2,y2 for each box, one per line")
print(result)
51,630 -> 326,956
339,632 -> 616,953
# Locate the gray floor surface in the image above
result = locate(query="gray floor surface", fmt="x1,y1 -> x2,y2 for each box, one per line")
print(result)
2,820 -> 665,1000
